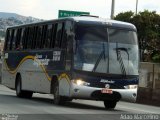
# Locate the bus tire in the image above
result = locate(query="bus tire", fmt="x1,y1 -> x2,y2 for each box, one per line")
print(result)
16,75 -> 33,98
104,100 -> 117,109
53,81 -> 65,105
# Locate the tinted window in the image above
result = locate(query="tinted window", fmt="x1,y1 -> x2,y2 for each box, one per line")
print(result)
9,29 -> 15,50
32,26 -> 38,49
55,23 -> 63,47
45,24 -> 54,48
5,30 -> 11,50
40,25 -> 47,48
51,24 -> 57,48
15,28 -> 22,50
108,28 -> 137,45
22,28 -> 29,49
20,28 -> 25,49
36,26 -> 43,49
75,23 -> 107,42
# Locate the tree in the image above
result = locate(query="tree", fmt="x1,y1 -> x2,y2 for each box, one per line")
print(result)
114,11 -> 134,23
115,10 -> 160,62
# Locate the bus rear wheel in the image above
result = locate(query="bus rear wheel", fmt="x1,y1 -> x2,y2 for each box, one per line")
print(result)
104,100 -> 117,109
16,75 -> 33,98
53,81 -> 65,105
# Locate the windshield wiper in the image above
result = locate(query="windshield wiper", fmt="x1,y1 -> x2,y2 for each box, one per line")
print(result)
92,43 -> 106,72
115,42 -> 130,76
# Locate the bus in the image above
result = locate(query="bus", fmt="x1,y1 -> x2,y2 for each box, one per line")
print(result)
2,16 -> 139,109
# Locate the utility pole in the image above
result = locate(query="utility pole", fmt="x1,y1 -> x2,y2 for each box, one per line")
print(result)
136,0 -> 138,15
111,0 -> 115,19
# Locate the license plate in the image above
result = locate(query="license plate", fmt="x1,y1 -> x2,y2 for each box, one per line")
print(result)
101,88 -> 113,94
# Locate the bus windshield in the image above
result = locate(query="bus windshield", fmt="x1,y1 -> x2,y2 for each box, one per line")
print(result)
74,23 -> 139,76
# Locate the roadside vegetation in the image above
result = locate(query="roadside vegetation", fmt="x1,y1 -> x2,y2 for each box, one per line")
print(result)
115,10 -> 160,63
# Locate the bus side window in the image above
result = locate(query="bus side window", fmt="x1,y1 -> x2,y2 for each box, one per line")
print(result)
27,27 -> 34,49
55,23 -> 63,48
40,25 -> 47,49
64,21 -> 73,70
23,28 -> 29,49
51,24 -> 57,48
59,22 -> 65,48
9,29 -> 15,50
12,29 -> 17,50
4,30 -> 11,51
20,28 -> 25,50
45,24 -> 53,48
36,26 -> 43,49
27,27 -> 31,49
32,26 -> 38,49
15,28 -> 22,50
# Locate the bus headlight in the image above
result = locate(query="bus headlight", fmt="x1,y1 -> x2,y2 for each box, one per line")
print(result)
72,79 -> 90,86
124,85 -> 138,89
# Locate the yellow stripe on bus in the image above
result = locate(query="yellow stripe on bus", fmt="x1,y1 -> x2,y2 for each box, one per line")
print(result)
4,55 -> 71,83
58,73 -> 71,85
4,56 -> 51,81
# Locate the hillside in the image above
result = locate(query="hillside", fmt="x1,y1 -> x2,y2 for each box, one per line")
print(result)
0,12 -> 43,39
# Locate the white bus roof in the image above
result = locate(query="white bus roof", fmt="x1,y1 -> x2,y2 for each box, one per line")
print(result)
7,16 -> 136,31
70,16 -> 136,30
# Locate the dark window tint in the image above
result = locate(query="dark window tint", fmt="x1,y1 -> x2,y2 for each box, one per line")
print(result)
20,28 -> 25,49
108,28 -> 138,45
15,28 -> 22,50
36,26 -> 43,49
55,23 -> 64,47
75,23 -> 107,42
45,24 -> 54,48
27,27 -> 34,49
32,26 -> 38,49
40,25 -> 47,48
62,21 -> 73,48
64,21 -> 73,70
9,29 -> 15,50
22,28 -> 29,49
5,30 -> 11,50
12,29 -> 17,50
50,24 -> 57,48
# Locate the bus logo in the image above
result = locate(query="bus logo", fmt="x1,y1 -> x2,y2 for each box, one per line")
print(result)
105,84 -> 110,89
100,79 -> 115,84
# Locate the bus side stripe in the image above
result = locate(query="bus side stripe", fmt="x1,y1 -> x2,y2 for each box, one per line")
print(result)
4,55 -> 71,84
4,56 -> 52,81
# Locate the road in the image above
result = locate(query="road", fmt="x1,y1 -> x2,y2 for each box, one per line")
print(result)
0,85 -> 160,120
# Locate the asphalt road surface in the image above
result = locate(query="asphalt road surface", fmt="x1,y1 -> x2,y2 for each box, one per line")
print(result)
0,85 -> 160,120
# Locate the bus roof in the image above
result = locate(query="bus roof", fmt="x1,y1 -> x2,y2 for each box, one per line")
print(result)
70,16 -> 136,31
7,16 -> 136,31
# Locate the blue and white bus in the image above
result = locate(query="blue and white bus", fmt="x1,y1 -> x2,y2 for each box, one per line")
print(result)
2,16 -> 139,109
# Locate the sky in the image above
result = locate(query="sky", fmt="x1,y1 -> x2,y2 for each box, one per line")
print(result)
0,0 -> 160,20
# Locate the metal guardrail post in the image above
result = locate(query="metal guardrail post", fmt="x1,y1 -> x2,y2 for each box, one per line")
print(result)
152,64 -> 155,89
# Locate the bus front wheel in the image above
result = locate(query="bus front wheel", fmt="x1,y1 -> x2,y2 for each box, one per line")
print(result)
53,81 -> 65,105
104,100 -> 117,109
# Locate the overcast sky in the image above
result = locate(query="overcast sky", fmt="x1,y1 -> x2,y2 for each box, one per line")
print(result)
0,0 -> 160,19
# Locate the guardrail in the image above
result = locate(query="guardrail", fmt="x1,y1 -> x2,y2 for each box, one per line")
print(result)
137,62 -> 160,106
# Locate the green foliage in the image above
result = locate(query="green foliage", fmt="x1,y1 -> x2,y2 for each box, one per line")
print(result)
152,54 -> 160,63
114,11 -> 134,23
115,10 -> 160,63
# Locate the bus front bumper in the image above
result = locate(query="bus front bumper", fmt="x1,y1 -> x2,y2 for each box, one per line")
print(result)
70,84 -> 137,102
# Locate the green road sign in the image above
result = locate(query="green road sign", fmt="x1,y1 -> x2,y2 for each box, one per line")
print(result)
58,10 -> 90,18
